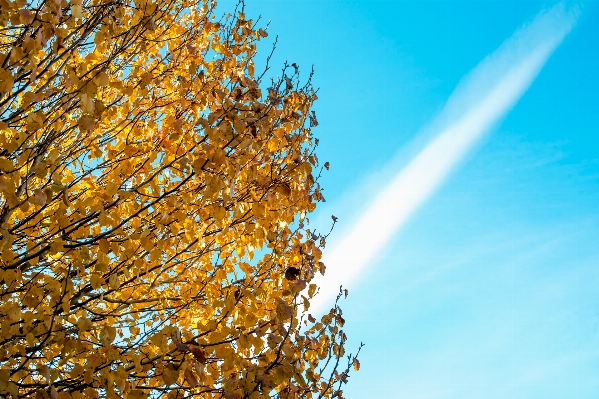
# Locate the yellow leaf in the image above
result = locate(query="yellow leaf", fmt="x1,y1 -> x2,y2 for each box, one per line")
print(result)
0,69 -> 14,93
77,317 -> 92,332
99,239 -> 110,253
47,149 -> 60,163
3,270 -> 15,285
90,273 -> 104,289
149,248 -> 162,261
302,296 -> 310,311
108,274 -> 120,289
93,72 -> 110,87
0,157 -> 12,171
70,364 -> 84,378
238,138 -> 252,149
162,364 -> 179,386
72,5 -> 83,19
7,304 -> 21,321
0,369 -> 10,392
105,181 -> 118,197
308,283 -> 317,298
94,31 -> 105,46
78,114 -> 95,131
352,358 -> 360,371
184,369 -> 198,387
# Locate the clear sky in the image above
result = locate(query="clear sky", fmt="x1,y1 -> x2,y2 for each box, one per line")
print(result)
243,1 -> 599,398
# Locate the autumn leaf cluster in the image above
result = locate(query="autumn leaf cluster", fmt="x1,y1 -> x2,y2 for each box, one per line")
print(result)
0,0 -> 360,398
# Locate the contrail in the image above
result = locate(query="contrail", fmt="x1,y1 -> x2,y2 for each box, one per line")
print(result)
310,4 -> 579,313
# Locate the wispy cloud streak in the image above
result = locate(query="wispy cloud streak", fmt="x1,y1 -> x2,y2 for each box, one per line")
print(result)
311,4 -> 579,313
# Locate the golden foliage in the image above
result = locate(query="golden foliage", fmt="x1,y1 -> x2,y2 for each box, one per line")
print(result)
0,0 -> 360,398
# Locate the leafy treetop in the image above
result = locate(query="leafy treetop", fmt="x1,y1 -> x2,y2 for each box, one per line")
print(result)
0,0 -> 360,398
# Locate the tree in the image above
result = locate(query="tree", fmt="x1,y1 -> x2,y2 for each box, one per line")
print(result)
0,0 -> 361,398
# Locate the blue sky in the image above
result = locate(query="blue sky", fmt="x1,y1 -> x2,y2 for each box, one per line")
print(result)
245,1 -> 599,398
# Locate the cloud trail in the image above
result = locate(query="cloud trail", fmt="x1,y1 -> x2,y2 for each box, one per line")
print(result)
310,4 -> 579,313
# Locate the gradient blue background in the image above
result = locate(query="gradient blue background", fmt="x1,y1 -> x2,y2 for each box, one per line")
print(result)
237,1 -> 599,397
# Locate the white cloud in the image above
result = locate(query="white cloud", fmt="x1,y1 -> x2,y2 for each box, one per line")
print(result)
310,4 -> 579,313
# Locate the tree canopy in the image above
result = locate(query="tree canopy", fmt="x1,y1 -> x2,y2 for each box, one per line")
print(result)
0,0 -> 360,398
